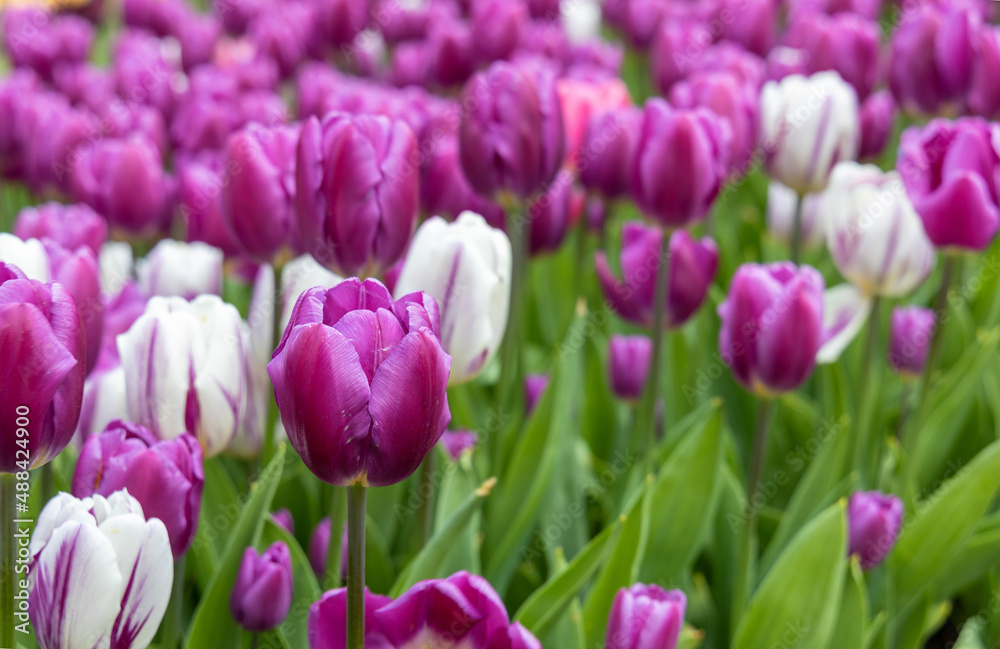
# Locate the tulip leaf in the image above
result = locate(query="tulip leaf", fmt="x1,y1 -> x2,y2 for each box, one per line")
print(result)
514,516 -> 622,638
184,444 -> 286,649
732,501 -> 847,649
827,558 -> 868,649
954,616 -> 988,649
189,457 -> 241,591
389,476 -> 496,598
258,518 -> 321,649
888,439 -> 1000,616
365,514 -> 396,595
933,512 -> 1000,600
708,466 -> 747,646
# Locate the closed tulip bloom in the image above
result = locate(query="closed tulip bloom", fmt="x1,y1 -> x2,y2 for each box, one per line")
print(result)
789,0 -> 882,20
760,71 -> 860,194
19,96 -> 96,194
2,9 -> 93,81
394,212 -> 512,385
898,118 -> 1000,252
579,107 -> 642,200
719,0 -> 777,56
272,509 -> 295,535
231,542 -> 294,632
0,232 -> 50,282
766,182 -> 825,249
821,163 -> 935,297
44,240 -> 104,375
0,266 -> 85,473
858,91 -> 897,161
440,430 -> 477,461
471,0 -> 528,63
888,306 -> 935,377
176,153 -> 242,256
848,490 -> 903,569
28,491 -> 172,649
784,12 -> 881,100
118,294 -> 249,457
296,112 -> 419,277
269,278 -> 451,486
310,0 -> 368,51
596,223 -> 719,329
526,171 -> 581,256
419,132 -> 505,226
113,30 -> 184,119
308,517 -> 347,579
606,584 -> 686,649
718,262 -> 825,395
222,123 -> 300,262
670,71 -> 759,174
137,240 -> 223,300
631,99 -> 730,228
556,76 -> 632,168
608,335 -> 653,402
524,373 -> 549,415
14,202 -> 107,256
968,26 -> 1000,119
459,61 -> 566,200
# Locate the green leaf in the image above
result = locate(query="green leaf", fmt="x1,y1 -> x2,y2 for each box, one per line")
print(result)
889,440 -> 1000,614
732,501 -> 847,649
390,477 -> 496,597
188,457 -> 242,591
185,444 -> 286,649
954,617 -> 987,649
514,517 -> 621,638
258,518 -> 321,649
827,559 -> 868,649
708,466 -> 746,647
933,513 -> 1000,600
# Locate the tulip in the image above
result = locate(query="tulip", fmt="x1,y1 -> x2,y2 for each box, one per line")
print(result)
99,241 -> 135,298
968,25 -> 1000,119
821,163 -> 935,297
556,76 -> 632,168
136,240 -> 224,300
578,107 -> 642,200
44,240 -> 104,375
630,99 -> 730,229
0,232 -> 50,282
459,60 -> 566,201
718,0 -> 777,56
308,588 -> 394,649
229,264 -> 276,459
394,212 -> 512,385
296,112 -> 419,277
422,16 -> 476,88
607,335 -> 653,402
70,135 -> 171,236
562,0 -> 602,44
310,0 -> 368,52
308,517 -> 345,579
28,491 -> 173,649
766,182 -> 825,249
174,12 -> 221,70
279,254 -> 344,332
471,0 -> 528,63
272,509 -> 295,535
419,132 -> 506,226
0,266 -> 85,473
439,430 -> 477,461
113,30 -> 184,119
14,202 -> 107,256
649,20 -> 705,97
72,420 -> 204,558
525,171 -> 582,256
18,95 -> 96,195
248,2 -> 316,78
766,46 -> 809,82
784,12 -> 881,100
269,278 -> 451,486
1,8 -> 93,81
789,0 -> 882,20
525,373 -> 549,415
718,262 -> 825,395
759,71 -> 860,194
118,294 -> 249,457
176,153 -> 242,256
888,307 -> 935,378
231,542 -> 294,632
858,91 -> 897,161
596,223 -> 719,329
847,490 -> 903,569
897,118 -> 1000,252
222,123 -> 300,262
605,584 -> 686,649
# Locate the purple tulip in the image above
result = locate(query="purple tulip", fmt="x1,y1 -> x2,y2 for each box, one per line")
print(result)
718,262 -> 825,395
72,419 -> 204,558
272,509 -> 295,535
309,0 -> 368,53
296,112 -> 419,277
967,25 -> 1000,119
440,430 -> 478,461
423,15 -> 477,88
596,223 -> 719,329
309,588 -> 395,649
222,123 -> 300,262
578,107 -> 642,200
375,0 -> 432,43
471,0 -> 528,63
784,12 -> 881,100
630,99 -> 729,229
2,8 -> 93,81
848,490 -> 903,569
888,4 -> 978,116
308,517 -> 347,579
888,306 -> 935,377
718,0 -> 777,56
459,60 -> 566,200
649,20 -> 705,94
525,373 -> 549,415
18,94 -> 96,194
231,542 -> 294,632
897,117 -> 1000,251
525,171 -> 580,256
608,335 -> 653,402
0,70 -> 40,177
269,278 -> 451,486
113,30 -> 184,119
0,267 -> 85,473
248,2 -> 316,78
789,0 -> 882,20
420,132 -> 505,226
176,153 -> 242,256
44,240 -> 103,375
14,202 -> 107,256
858,91 -> 897,161
174,12 -> 221,71
605,584 -> 686,649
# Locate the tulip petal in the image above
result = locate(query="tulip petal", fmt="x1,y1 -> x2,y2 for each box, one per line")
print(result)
754,271 -> 824,392
817,284 -> 874,364
332,308 -> 405,383
308,588 -> 394,649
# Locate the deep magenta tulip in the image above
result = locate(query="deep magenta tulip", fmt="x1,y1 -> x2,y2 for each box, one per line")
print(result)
176,153 -> 242,256
608,335 -> 653,402
784,12 -> 881,100
272,509 -> 295,535
526,171 -> 580,256
578,107 -> 642,200
525,373 -> 549,416
2,8 -> 93,81
439,430 -> 477,461
848,490 -> 903,569
44,240 -> 103,375
888,306 -> 935,378
858,91 -> 897,161
606,584 -> 686,649
14,202 -> 107,256
231,542 -> 293,632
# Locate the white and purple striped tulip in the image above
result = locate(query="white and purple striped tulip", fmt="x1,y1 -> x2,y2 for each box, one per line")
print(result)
28,490 -> 172,649
136,239 -> 223,300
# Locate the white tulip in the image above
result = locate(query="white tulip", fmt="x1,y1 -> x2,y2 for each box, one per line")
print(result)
98,241 -> 134,297
136,240 -> 223,299
766,181 -> 825,249
279,254 -> 343,332
230,265 -> 275,458
118,294 -> 248,457
760,71 -> 860,194
562,0 -> 602,44
394,211 -> 512,385
29,491 -> 172,649
0,232 -> 49,281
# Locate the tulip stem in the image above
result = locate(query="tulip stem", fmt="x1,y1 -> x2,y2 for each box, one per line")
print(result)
416,453 -> 435,546
263,265 -> 284,465
498,203 -> 529,414
635,230 -> 669,463
1,473 -> 15,648
163,555 -> 186,649
855,296 -> 881,486
251,634 -> 258,649
790,193 -> 804,265
347,483 -> 367,649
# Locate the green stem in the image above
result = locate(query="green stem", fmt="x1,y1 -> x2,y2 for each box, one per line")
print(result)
251,633 -> 258,649
347,484 -> 367,649
416,453 -> 435,546
262,265 -> 284,465
163,555 -> 186,649
41,463 -> 53,504
1,474 -> 15,648
324,487 -> 347,590
790,193 -> 804,265
634,229 -> 670,464
895,383 -> 912,441
855,296 -> 881,486
498,202 -> 528,413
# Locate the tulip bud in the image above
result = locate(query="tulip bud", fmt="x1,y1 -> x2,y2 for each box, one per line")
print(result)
296,113 -> 419,277
72,420 -> 205,558
605,584 -> 686,649
394,212 -> 512,385
118,294 -> 250,457
231,542 -> 294,632
968,25 -> 1000,119
113,30 -> 184,119
45,240 -> 104,375
847,490 -> 903,569
784,13 -> 881,100
269,278 -> 451,486
308,517 -> 344,579
525,171 -> 581,256
525,374 -> 549,415
2,9 -> 93,81
18,95 -> 96,195
858,91 -> 897,161
459,60 -> 566,201
440,430 -> 477,461
248,3 -> 315,78
631,99 -> 730,228
766,182 -> 825,249
14,202 -> 107,256
419,132 -> 505,226
556,76 -> 632,169
176,153 -> 242,256
718,0 -> 777,56
471,0 -> 528,63
718,262 -> 825,395
888,306 -> 935,378
898,117 -> 1000,252
578,107 -> 642,200
137,240 -> 224,299
821,163 -> 935,297
28,491 -> 172,649
608,335 -> 653,402
596,223 -> 718,329
310,0 -> 368,52
0,267 -> 85,473
272,509 -> 295,535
